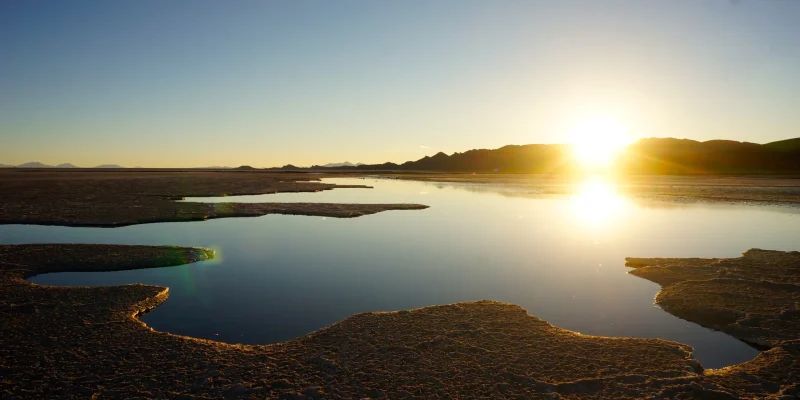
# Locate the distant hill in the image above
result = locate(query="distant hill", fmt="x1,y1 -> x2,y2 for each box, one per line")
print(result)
234,165 -> 257,170
94,164 -> 124,168
16,162 -> 53,168
320,161 -> 363,168
12,162 -> 80,168
0,164 -> 13,168
263,164 -> 305,171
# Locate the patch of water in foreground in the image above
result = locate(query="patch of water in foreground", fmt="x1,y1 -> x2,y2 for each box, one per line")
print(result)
5,178 -> 798,369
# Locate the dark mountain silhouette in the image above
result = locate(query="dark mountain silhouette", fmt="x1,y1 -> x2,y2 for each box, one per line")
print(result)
273,145 -> 572,173
617,138 -> 800,174
390,145 -> 573,173
8,137 -> 800,174
268,137 -> 800,175
263,164 -> 311,171
762,137 -> 800,152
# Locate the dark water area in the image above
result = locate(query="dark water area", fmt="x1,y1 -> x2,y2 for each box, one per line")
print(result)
6,178 -> 799,368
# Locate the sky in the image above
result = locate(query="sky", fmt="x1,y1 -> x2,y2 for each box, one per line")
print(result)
1,1 -> 799,168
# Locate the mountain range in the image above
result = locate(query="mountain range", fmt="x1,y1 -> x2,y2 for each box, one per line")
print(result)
270,137 -> 800,175
615,138 -> 800,174
5,137 -> 800,174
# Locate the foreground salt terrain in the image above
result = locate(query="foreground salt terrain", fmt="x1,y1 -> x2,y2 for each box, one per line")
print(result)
627,249 -> 800,349
0,244 -> 797,399
0,170 -> 798,398
0,170 -> 427,227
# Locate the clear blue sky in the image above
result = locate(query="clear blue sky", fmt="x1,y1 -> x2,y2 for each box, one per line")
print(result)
1,0 -> 799,167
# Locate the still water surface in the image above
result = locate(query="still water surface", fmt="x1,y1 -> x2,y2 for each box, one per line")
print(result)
4,178 -> 799,369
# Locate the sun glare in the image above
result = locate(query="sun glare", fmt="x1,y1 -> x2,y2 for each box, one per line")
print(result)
570,178 -> 628,228
569,116 -> 631,167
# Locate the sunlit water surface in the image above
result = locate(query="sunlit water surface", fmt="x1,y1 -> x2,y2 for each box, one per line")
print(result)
5,178 -> 799,369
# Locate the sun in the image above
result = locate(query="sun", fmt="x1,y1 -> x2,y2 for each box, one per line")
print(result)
569,116 -> 631,167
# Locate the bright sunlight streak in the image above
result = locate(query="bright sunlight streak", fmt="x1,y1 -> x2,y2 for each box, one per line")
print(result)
569,116 -> 631,167
570,178 -> 629,228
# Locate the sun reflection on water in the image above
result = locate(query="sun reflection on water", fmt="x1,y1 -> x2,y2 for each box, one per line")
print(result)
570,178 -> 629,228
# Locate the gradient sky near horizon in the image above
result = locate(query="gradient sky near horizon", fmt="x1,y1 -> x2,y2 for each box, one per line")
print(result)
2,1 -> 799,167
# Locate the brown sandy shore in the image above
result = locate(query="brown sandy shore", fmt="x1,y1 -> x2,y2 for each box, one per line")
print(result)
1,244 -> 798,399
0,170 -> 427,227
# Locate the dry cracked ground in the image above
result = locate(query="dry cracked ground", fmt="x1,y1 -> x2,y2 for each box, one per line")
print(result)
0,171 -> 798,398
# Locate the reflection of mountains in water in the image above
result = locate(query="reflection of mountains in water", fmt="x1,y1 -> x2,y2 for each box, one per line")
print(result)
424,181 -> 547,199
407,177 -> 800,211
